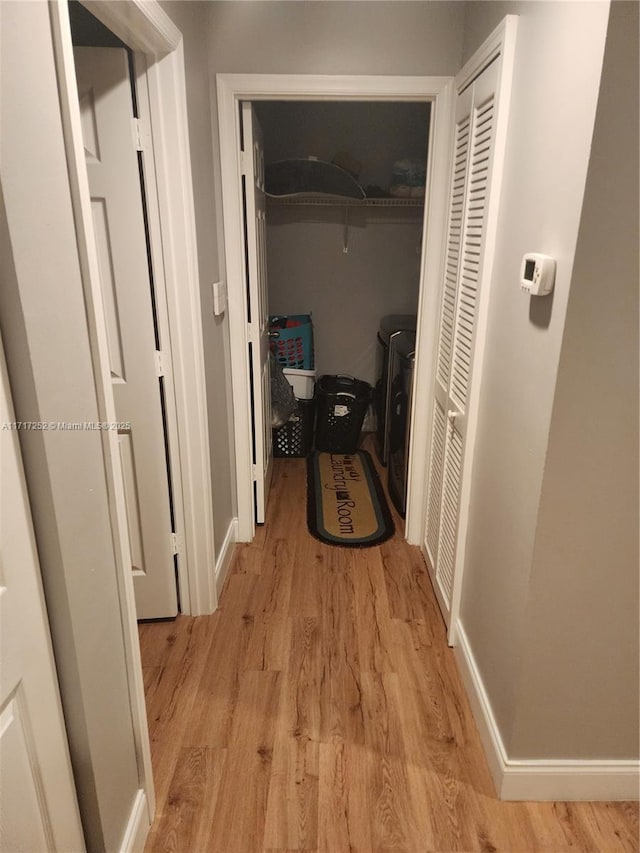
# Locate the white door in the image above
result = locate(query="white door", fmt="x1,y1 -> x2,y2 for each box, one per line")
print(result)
425,58 -> 501,623
241,102 -> 273,524
0,338 -> 86,853
74,47 -> 178,619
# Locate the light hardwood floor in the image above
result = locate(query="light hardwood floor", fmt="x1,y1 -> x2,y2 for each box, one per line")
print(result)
140,447 -> 638,853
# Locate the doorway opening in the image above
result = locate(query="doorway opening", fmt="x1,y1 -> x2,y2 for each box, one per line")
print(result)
254,99 -> 431,529
217,73 -> 454,550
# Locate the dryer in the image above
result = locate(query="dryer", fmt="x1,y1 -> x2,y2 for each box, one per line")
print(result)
387,330 -> 416,517
374,314 -> 417,466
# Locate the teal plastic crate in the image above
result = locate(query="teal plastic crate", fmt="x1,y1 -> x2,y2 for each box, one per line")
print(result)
268,314 -> 314,370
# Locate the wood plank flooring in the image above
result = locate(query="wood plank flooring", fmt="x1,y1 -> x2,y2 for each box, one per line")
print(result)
140,446 -> 638,852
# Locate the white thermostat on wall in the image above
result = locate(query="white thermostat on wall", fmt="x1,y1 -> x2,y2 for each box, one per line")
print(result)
520,253 -> 556,296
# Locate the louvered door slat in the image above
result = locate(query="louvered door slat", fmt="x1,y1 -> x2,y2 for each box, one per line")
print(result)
450,91 -> 495,411
425,401 -> 447,564
435,112 -> 471,390
435,421 -> 464,602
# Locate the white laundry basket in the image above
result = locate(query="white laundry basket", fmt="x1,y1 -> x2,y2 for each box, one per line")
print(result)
283,368 -> 316,400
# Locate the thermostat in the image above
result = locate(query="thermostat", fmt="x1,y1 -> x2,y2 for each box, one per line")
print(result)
520,253 -> 556,296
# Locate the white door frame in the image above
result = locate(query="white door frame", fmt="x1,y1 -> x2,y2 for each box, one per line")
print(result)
217,73 -> 455,544
51,0 -> 216,617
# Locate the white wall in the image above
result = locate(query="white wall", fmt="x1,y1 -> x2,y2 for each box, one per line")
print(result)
458,0 -> 616,755
0,3 -> 142,848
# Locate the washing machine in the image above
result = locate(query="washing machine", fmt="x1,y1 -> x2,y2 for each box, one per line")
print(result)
374,314 -> 417,466
387,330 -> 416,518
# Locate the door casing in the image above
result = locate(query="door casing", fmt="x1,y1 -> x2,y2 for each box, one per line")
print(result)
217,73 -> 455,547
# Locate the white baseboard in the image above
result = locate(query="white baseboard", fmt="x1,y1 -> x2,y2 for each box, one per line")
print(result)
119,789 -> 150,853
215,517 -> 237,600
453,621 -> 508,796
454,621 -> 640,802
501,761 -> 640,801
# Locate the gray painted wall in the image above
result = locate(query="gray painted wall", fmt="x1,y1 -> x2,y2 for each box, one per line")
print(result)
266,206 -> 423,384
458,0 -> 633,758
161,0 -> 237,561
0,3 -> 141,849
509,0 -> 639,759
207,1 -> 465,76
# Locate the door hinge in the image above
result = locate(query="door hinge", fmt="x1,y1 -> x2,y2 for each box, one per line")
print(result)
155,350 -> 169,378
240,149 -> 249,176
251,463 -> 258,481
131,117 -> 149,152
170,532 -> 179,556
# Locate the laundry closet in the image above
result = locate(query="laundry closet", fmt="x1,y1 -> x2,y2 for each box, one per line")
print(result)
254,100 -> 431,524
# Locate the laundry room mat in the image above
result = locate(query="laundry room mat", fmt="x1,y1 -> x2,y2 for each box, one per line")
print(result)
307,450 -> 394,547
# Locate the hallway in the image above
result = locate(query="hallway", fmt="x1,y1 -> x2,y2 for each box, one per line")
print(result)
139,452 -> 637,852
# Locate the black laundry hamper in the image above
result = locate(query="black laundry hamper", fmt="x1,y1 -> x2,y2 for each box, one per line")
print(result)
314,375 -> 372,453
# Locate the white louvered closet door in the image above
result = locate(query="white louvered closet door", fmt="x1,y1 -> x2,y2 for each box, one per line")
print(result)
425,57 -> 500,622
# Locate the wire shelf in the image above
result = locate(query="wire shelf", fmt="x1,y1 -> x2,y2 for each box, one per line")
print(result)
266,194 -> 424,208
